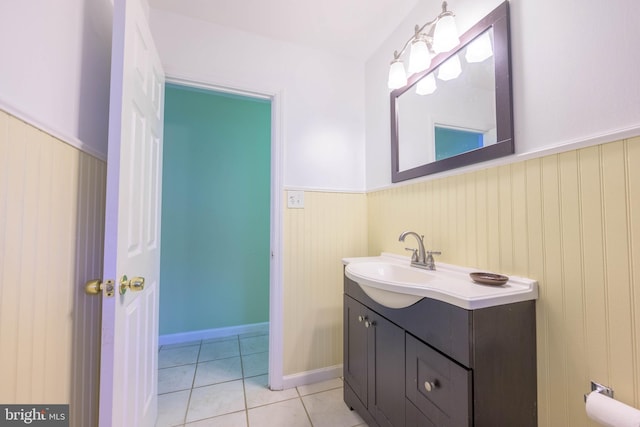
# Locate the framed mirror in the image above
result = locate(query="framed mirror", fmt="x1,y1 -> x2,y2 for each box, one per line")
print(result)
391,1 -> 513,183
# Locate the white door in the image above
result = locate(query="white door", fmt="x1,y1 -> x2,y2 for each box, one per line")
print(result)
99,0 -> 165,425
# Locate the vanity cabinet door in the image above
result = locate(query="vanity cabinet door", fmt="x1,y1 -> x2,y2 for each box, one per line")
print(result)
406,399 -> 437,427
344,295 -> 405,427
344,296 -> 369,408
369,311 -> 405,427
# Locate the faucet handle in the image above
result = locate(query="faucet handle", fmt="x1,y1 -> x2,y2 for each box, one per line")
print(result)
425,251 -> 441,270
405,247 -> 419,262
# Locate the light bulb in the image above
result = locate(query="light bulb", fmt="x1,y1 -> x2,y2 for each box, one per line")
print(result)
465,31 -> 493,63
388,60 -> 407,89
416,73 -> 437,95
437,55 -> 461,81
408,38 -> 431,73
432,15 -> 460,53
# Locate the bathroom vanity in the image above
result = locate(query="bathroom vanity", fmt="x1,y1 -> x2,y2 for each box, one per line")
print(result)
343,255 -> 537,427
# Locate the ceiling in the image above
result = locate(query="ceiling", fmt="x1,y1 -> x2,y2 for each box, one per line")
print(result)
148,0 -> 419,61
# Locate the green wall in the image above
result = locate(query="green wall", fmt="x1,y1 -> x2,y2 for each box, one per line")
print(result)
160,84 -> 271,335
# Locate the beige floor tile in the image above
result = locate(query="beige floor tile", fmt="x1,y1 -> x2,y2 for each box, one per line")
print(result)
302,388 -> 365,427
199,339 -> 240,362
158,364 -> 196,394
247,399 -> 312,427
239,335 -> 268,355
241,351 -> 268,377
184,411 -> 247,427
193,357 -> 243,387
156,389 -> 190,427
159,345 -> 200,368
297,378 -> 343,396
186,380 -> 246,423
244,374 -> 299,408
156,338 -> 369,427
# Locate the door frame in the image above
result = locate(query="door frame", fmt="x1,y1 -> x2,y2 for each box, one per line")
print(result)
163,74 -> 285,390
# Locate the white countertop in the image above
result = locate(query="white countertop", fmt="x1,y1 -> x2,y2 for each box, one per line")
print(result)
343,253 -> 538,310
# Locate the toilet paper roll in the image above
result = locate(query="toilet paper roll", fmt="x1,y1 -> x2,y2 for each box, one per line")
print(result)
586,391 -> 640,427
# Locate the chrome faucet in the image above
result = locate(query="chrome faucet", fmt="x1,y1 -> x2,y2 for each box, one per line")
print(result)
399,231 -> 427,268
398,231 -> 440,270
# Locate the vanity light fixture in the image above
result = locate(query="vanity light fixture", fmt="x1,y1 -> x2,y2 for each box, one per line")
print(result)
465,31 -> 493,63
437,54 -> 462,81
408,37 -> 431,73
387,1 -> 460,89
388,59 -> 408,89
415,73 -> 437,95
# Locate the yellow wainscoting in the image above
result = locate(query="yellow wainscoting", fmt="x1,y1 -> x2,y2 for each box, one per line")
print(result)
0,111 -> 106,427
368,137 -> 640,426
283,190 -> 368,376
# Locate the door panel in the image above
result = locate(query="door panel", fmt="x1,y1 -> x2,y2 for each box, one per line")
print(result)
100,0 -> 165,425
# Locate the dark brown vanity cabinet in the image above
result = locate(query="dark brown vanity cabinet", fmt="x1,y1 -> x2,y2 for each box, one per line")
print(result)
343,275 -> 537,427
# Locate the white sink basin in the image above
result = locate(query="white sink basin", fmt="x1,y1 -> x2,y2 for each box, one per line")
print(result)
344,262 -> 435,308
343,253 -> 538,310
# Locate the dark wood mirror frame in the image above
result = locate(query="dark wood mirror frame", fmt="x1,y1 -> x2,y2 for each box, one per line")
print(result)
391,1 -> 513,183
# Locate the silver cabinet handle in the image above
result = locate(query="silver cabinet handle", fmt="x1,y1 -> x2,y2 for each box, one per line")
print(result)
424,380 -> 438,392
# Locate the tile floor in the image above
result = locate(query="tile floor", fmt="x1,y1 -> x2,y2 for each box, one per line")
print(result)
156,329 -> 367,427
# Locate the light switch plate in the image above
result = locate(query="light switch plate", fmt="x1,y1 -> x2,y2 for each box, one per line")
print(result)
287,190 -> 304,209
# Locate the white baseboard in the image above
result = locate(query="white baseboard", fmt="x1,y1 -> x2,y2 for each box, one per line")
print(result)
159,322 -> 269,346
278,364 -> 344,391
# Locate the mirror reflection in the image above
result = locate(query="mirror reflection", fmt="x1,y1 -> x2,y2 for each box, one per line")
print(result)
390,1 -> 513,183
397,29 -> 496,171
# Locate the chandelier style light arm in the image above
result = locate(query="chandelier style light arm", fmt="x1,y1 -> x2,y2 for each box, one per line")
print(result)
392,21 -> 437,62
388,1 -> 459,90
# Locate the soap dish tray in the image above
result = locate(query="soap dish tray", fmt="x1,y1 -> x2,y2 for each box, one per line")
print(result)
469,272 -> 509,286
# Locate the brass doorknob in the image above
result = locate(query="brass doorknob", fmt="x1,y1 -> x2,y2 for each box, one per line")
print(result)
84,279 -> 115,297
119,275 -> 145,295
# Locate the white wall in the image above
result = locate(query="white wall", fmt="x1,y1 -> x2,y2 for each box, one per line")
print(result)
366,0 -> 640,189
149,9 -> 366,191
0,0 -> 113,159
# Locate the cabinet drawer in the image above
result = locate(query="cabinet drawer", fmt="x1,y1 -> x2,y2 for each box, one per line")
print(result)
405,334 -> 472,426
